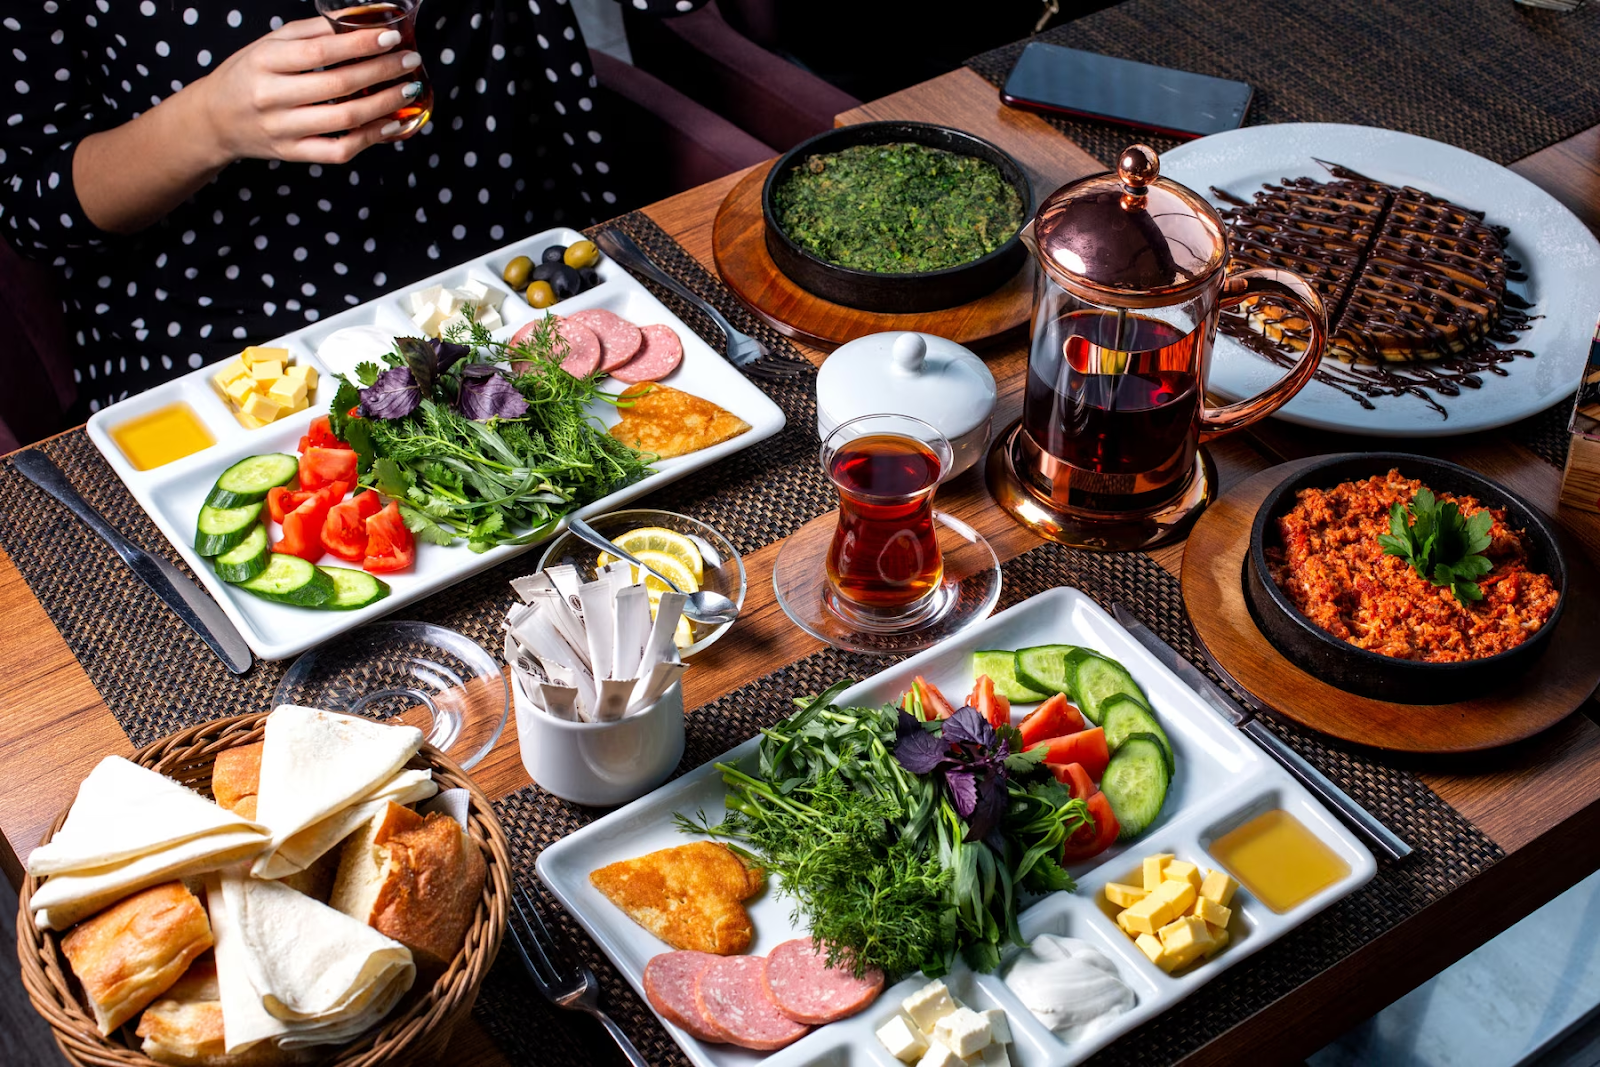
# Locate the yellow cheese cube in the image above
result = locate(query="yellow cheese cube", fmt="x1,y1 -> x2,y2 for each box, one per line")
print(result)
267,375 -> 308,405
211,355 -> 248,386
224,376 -> 257,405
1203,924 -> 1230,957
1116,909 -> 1140,937
241,345 -> 289,367
1104,883 -> 1149,909
240,391 -> 283,422
1192,896 -> 1232,930
249,359 -> 285,382
1163,860 -> 1202,889
1150,877 -> 1197,917
1157,916 -> 1215,969
1142,854 -> 1173,892
234,409 -> 269,429
1134,933 -> 1165,966
1118,895 -> 1167,936
1200,869 -> 1238,907
284,363 -> 318,389
288,392 -> 310,413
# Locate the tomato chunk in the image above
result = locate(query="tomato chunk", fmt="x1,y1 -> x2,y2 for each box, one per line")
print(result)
1019,693 -> 1087,748
272,484 -> 346,562
322,491 -> 383,562
363,501 -> 416,574
1029,727 -> 1110,783
966,675 -> 1011,729
299,446 -> 359,491
1047,761 -> 1097,802
1061,791 -> 1120,863
297,415 -> 352,454
900,676 -> 959,721
267,486 -> 311,525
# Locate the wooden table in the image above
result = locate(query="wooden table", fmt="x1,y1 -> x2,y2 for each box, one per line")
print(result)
6,66 -> 1600,1065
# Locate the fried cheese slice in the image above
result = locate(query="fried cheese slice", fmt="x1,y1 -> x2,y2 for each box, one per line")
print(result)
588,842 -> 765,955
608,384 -> 752,460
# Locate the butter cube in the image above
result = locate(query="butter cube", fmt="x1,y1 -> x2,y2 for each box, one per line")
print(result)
979,1008 -> 1011,1046
234,409 -> 268,429
1204,924 -> 1231,957
284,363 -> 318,390
1119,894 -> 1167,936
877,1013 -> 929,1063
1104,882 -> 1149,909
1164,860 -> 1202,889
916,1042 -> 963,1067
1192,896 -> 1232,929
240,391 -> 283,422
1135,932 -> 1165,965
932,1008 -> 991,1058
224,376 -> 257,406
267,375 -> 308,405
1200,869 -> 1238,907
240,345 -> 288,366
1142,853 -> 1173,891
249,359 -> 284,382
903,980 -> 957,1032
1157,916 -> 1215,970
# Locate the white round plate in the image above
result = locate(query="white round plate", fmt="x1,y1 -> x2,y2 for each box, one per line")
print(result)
1162,123 -> 1600,437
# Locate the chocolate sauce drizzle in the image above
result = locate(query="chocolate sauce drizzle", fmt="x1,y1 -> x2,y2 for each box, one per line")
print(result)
1212,161 -> 1537,420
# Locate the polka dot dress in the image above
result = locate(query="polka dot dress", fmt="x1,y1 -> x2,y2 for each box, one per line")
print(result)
0,0 -> 704,417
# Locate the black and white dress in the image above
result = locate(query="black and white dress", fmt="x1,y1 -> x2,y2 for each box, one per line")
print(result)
0,0 -> 702,418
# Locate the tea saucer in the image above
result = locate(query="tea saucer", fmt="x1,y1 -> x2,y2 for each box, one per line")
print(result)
772,510 -> 1002,655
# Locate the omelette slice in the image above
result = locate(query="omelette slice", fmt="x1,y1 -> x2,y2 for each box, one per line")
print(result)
588,842 -> 765,955
609,384 -> 752,460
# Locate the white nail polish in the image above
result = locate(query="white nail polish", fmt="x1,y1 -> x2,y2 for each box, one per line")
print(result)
401,51 -> 423,70
380,120 -> 402,137
376,29 -> 402,48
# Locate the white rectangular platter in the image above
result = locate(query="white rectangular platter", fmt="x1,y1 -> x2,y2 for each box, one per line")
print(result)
537,587 -> 1377,1067
82,226 -> 787,661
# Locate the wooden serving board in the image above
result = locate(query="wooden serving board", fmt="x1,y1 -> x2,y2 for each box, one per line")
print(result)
1182,459 -> 1600,754
710,160 -> 1035,351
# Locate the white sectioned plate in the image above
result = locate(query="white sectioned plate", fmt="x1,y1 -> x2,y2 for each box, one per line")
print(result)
1162,123 -> 1600,438
84,226 -> 786,660
536,587 -> 1376,1067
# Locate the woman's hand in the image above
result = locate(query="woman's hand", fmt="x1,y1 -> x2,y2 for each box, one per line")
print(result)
194,16 -> 425,167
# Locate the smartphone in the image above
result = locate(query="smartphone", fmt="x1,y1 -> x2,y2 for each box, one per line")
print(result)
1001,42 -> 1252,140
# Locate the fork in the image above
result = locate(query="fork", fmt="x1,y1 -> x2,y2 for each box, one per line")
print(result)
595,228 -> 805,382
506,883 -> 650,1067
1514,0 -> 1582,10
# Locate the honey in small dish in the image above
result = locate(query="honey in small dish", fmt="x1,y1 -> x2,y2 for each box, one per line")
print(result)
1208,808 -> 1349,914
109,402 -> 215,471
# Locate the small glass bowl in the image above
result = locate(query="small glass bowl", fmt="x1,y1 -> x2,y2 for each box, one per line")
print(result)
536,509 -> 746,656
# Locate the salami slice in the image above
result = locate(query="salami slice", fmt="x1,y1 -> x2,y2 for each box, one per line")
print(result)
507,316 -> 603,378
608,323 -> 684,384
644,952 -> 726,1043
568,308 -> 643,371
694,955 -> 810,1052
760,939 -> 884,1025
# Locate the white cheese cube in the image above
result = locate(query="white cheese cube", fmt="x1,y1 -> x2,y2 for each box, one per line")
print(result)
437,312 -> 471,337
477,306 -> 503,332
478,284 -> 506,309
915,1041 -> 963,1067
932,1007 -> 991,1058
979,1008 -> 1011,1046
436,288 -> 467,316
903,980 -> 958,1032
407,285 -> 442,315
458,279 -> 505,307
963,1043 -> 1011,1067
876,1013 -> 929,1063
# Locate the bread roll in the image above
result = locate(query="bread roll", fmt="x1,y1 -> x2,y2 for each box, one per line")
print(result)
136,958 -> 305,1066
61,881 -> 214,1035
210,743 -> 263,821
329,802 -> 486,971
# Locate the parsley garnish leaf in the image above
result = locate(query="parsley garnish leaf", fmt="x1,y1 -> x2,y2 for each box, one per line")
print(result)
1380,489 -> 1496,604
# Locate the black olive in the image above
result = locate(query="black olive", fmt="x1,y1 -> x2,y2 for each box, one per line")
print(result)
540,244 -> 568,264
531,261 -> 563,283
578,267 -> 600,289
547,264 -> 582,299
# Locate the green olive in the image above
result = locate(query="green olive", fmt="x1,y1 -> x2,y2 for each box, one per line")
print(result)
502,255 -> 534,291
563,239 -> 599,270
525,280 -> 557,309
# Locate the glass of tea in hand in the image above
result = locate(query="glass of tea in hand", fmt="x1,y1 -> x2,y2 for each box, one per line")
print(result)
316,0 -> 433,138
821,414 -> 954,631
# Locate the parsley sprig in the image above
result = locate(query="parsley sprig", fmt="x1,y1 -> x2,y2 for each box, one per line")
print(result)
1377,488 -> 1495,603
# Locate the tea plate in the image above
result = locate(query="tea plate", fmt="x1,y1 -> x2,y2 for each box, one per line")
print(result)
536,587 -> 1376,1067
83,226 -> 786,661
1161,123 -> 1600,438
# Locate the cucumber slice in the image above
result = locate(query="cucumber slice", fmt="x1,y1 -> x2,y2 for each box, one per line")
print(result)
204,453 -> 300,508
194,501 -> 266,557
316,566 -> 390,610
1099,734 -> 1170,839
972,650 -> 1048,703
212,524 -> 270,583
237,553 -> 334,607
1013,644 -> 1079,698
1068,650 -> 1148,726
1100,693 -> 1175,775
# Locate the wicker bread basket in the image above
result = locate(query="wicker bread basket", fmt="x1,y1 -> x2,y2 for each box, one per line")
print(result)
15,712 -> 511,1067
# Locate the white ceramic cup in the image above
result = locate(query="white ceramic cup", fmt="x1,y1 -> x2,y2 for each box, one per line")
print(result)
512,676 -> 685,806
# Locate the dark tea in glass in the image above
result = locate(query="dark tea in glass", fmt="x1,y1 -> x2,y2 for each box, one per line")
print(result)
319,1 -> 433,138
821,415 -> 953,627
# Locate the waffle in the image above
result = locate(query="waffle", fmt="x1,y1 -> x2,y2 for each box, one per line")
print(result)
1218,168 -> 1512,364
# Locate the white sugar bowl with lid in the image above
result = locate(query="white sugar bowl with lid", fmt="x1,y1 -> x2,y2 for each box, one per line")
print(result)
816,332 -> 998,479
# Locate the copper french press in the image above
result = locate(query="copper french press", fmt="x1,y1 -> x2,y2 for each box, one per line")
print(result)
987,145 -> 1328,551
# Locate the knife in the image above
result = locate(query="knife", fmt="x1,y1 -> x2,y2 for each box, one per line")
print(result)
1111,602 -> 1411,862
13,451 -> 254,675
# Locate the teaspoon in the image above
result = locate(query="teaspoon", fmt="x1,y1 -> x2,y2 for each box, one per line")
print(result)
567,518 -> 740,626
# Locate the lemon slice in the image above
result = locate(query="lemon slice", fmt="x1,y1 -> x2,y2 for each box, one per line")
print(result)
673,616 -> 694,650
627,549 -> 700,596
609,527 -> 705,584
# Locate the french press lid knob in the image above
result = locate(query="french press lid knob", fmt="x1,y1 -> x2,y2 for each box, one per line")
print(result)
1118,144 -> 1160,196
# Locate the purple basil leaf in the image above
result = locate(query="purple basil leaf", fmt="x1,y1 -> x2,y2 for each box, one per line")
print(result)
395,336 -> 438,396
964,770 -> 1007,842
942,706 -> 994,750
455,368 -> 530,421
944,767 -> 978,818
430,337 -> 471,374
895,715 -> 948,775
358,366 -> 421,419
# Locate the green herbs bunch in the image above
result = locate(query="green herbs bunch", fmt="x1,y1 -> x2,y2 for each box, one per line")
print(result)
1378,487 -> 1495,603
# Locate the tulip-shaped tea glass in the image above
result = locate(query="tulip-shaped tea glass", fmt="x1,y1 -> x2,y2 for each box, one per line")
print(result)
316,0 -> 434,138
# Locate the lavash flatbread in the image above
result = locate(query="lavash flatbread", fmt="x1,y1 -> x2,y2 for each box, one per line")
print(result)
254,769 -> 438,880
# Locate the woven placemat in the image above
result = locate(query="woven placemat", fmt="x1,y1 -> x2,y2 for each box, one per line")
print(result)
0,213 -> 835,750
967,0 -> 1600,168
471,542 -> 1502,1067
